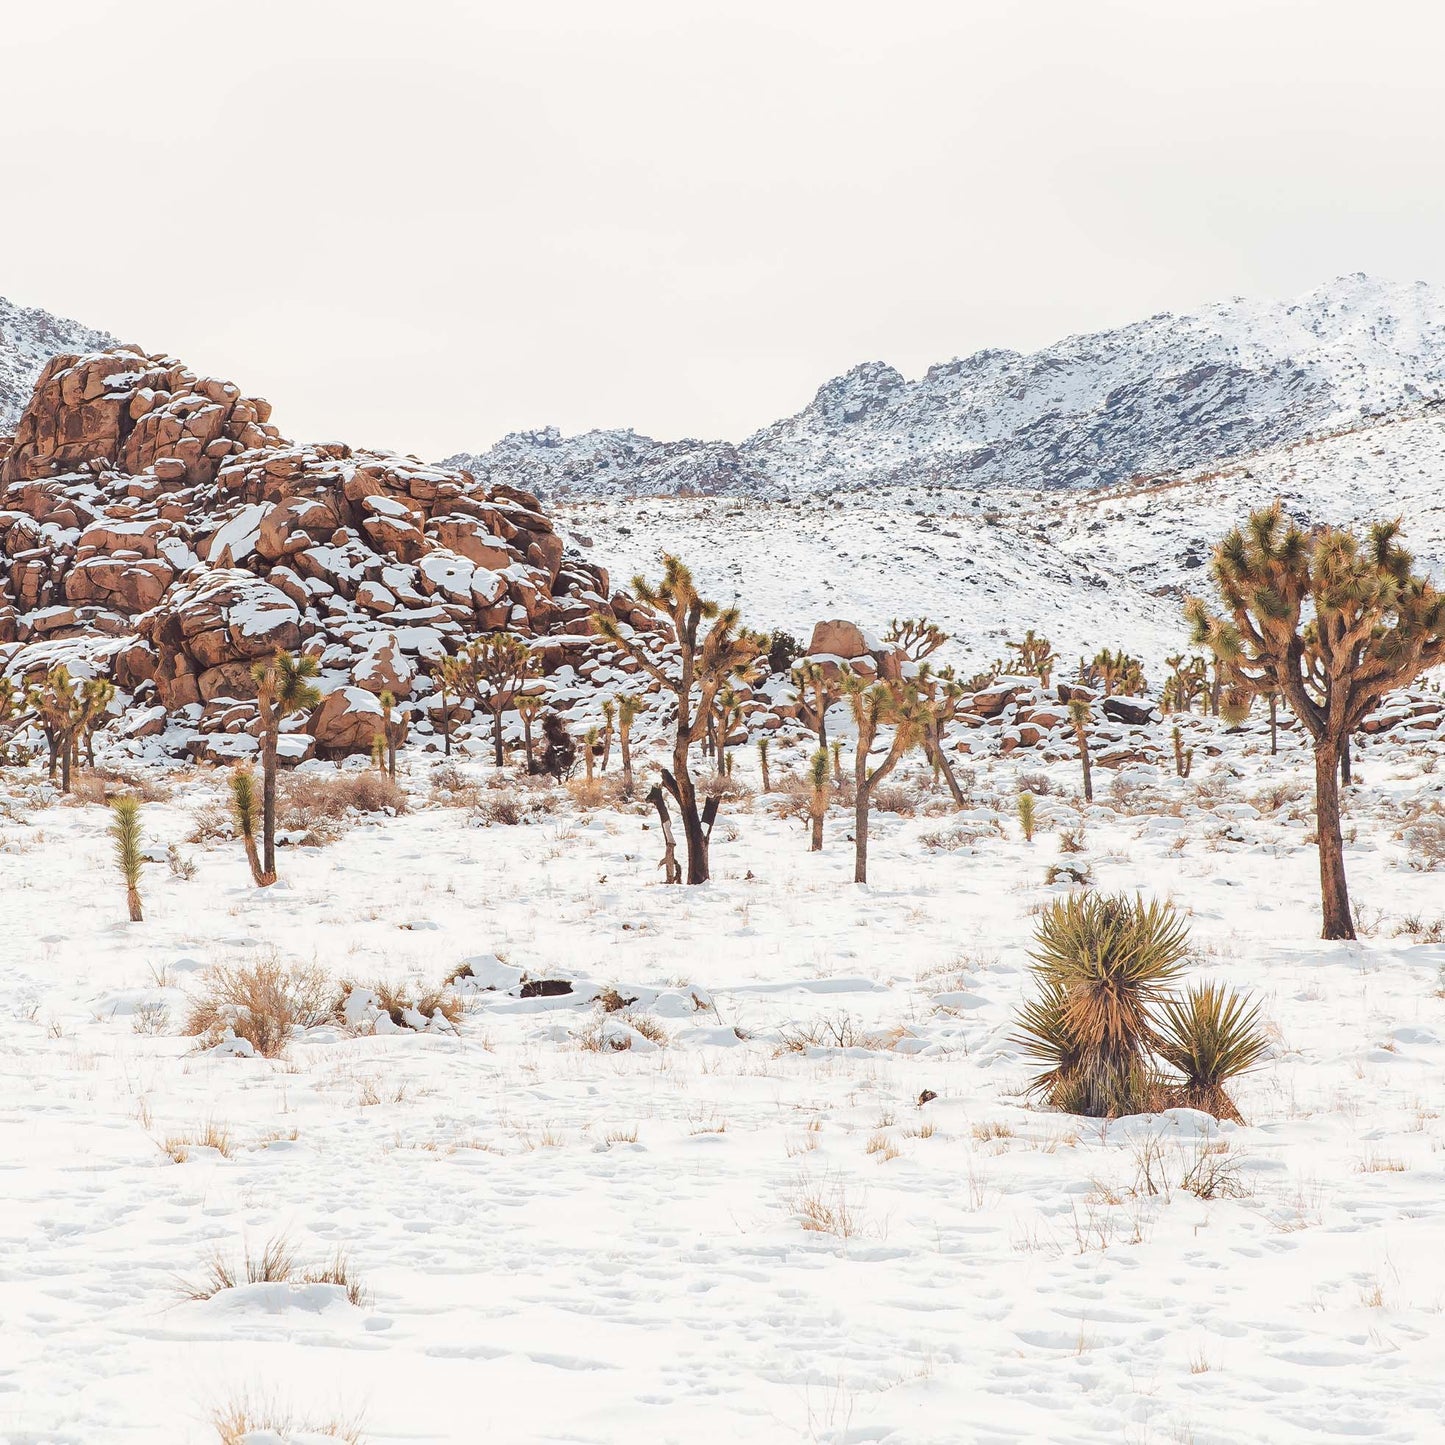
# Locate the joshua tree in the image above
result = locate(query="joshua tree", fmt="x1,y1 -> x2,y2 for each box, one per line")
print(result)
27,665 -> 84,791
595,555 -> 764,884
791,659 -> 839,748
78,677 -> 116,770
1186,504 -> 1445,939
379,691 -> 407,779
830,738 -> 843,783
110,794 -> 144,923
839,670 -> 930,884
435,655 -> 470,757
1006,629 -> 1057,686
886,617 -> 948,662
808,747 -> 829,852
600,698 -> 615,772
1084,647 -> 1146,698
1068,696 -> 1094,803
0,676 -> 20,764
1171,724 -> 1194,779
715,686 -> 745,777
756,736 -> 771,792
914,662 -> 969,808
230,766 -> 267,886
515,693 -> 543,773
252,649 -> 321,884
583,726 -> 598,784
1017,790 -> 1037,843
460,632 -> 540,767
616,694 -> 644,796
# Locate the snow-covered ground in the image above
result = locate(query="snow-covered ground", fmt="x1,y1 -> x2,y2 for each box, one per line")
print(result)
4,705 -> 1445,1443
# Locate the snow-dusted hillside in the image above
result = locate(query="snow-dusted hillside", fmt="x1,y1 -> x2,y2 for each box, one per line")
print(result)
0,295 -> 113,431
562,404 -> 1445,673
449,274 -> 1445,501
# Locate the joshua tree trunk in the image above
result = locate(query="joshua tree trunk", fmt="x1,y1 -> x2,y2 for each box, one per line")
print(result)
853,785 -> 871,884
60,731 -> 73,794
811,809 -> 824,852
1340,735 -> 1352,787
1314,741 -> 1355,940
1269,694 -> 1278,756
647,785 -> 681,883
667,763 -> 710,885
522,716 -> 535,772
925,728 -> 965,808
491,703 -> 506,767
619,723 -> 633,795
260,709 -> 279,884
441,689 -> 452,757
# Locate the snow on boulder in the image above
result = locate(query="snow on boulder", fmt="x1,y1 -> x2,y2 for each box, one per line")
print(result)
350,631 -> 416,698
309,685 -> 386,758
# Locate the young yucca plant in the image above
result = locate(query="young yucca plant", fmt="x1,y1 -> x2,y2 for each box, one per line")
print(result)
230,767 -> 267,886
1068,696 -> 1093,803
1017,790 -> 1037,843
808,747 -> 829,852
1015,892 -> 1191,1118
1155,983 -> 1270,1124
110,795 -> 144,923
757,736 -> 771,793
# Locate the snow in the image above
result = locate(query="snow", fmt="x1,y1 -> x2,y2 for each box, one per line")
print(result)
4,710 -> 1445,1442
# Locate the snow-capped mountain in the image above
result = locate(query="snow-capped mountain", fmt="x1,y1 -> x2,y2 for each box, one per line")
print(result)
446,274 -> 1445,499
559,401 -> 1445,672
0,296 -> 113,431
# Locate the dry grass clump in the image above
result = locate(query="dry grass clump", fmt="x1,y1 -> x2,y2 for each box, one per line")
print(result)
577,1008 -> 670,1050
786,1174 -> 864,1238
566,775 -> 635,811
184,958 -> 336,1057
1251,780 -> 1309,814
211,1392 -> 365,1445
777,1011 -> 886,1053
358,978 -> 464,1029
161,1119 -> 233,1162
277,770 -> 407,842
185,1235 -> 370,1308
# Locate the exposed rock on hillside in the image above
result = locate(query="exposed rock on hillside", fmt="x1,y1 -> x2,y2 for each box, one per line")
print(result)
447,274 -> 1445,499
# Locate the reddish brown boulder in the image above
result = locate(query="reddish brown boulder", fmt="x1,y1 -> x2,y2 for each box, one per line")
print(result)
310,686 -> 386,757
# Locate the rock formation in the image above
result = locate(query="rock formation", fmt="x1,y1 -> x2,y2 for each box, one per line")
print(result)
0,345 -> 669,761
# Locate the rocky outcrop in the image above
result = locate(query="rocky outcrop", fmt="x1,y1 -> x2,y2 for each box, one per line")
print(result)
0,344 -> 671,758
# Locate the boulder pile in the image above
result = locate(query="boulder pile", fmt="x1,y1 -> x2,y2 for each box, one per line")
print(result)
0,345 -> 669,760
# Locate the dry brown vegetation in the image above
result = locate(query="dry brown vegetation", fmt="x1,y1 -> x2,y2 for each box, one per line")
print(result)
184,1234 -> 370,1308
184,958 -> 335,1057
278,770 -> 408,842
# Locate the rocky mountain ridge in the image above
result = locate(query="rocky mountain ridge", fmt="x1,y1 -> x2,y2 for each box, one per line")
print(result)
0,295 -> 114,432
447,273 -> 1445,499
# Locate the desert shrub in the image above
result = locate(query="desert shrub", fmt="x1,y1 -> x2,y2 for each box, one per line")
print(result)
166,843 -> 198,880
1012,892 -> 1268,1121
1045,861 -> 1094,886
1057,826 -> 1086,854
920,818 -> 1003,851
184,958 -> 336,1057
700,772 -> 755,803
473,779 -> 561,826
1403,814 -> 1445,871
872,781 -> 924,816
1251,780 -> 1309,814
189,799 -> 235,843
70,768 -> 174,806
361,978 -> 463,1029
278,771 -> 407,842
211,1397 -> 363,1445
1017,771 -> 1051,797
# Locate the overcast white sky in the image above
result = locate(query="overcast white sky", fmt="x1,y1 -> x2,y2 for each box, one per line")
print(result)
4,1 -> 1444,458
